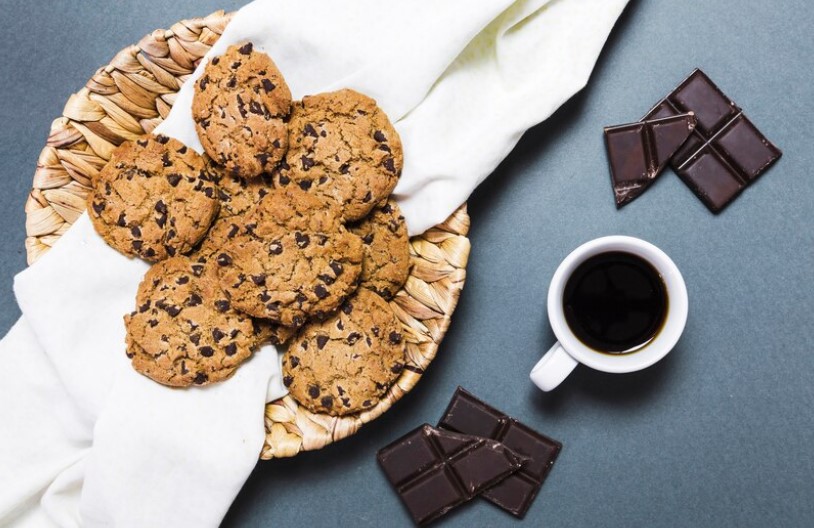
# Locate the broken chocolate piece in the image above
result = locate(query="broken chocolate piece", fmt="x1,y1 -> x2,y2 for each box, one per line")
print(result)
377,424 -> 526,526
438,387 -> 562,519
604,113 -> 697,207
643,69 -> 782,212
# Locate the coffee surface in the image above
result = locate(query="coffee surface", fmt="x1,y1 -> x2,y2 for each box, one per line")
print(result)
563,251 -> 667,353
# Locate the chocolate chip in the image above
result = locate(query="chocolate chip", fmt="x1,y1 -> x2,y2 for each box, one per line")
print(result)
194,372 -> 208,385
132,240 -> 143,251
381,203 -> 393,214
362,400 -> 372,407
91,201 -> 105,214
341,301 -> 353,315
373,130 -> 387,142
292,315 -> 304,327
156,135 -> 169,145
167,174 -> 182,187
304,124 -> 318,137
231,61 -> 242,69
378,144 -> 392,153
211,56 -> 220,65
167,229 -> 176,240
215,300 -> 230,312
346,332 -> 362,345
283,375 -> 293,387
295,293 -> 308,304
339,163 -> 350,174
238,42 -> 253,55
199,346 -> 214,358
336,385 -> 345,396
187,293 -> 203,307
155,214 -> 167,229
300,156 -> 315,171
321,396 -> 334,408
362,233 -> 374,245
272,139 -> 280,149
259,291 -> 271,302
217,253 -> 232,266
308,385 -> 320,399
316,335 -> 329,349
330,261 -> 343,276
255,153 -> 270,166
137,139 -> 148,147
383,158 -> 396,173
362,191 -> 372,203
204,187 -> 214,198
371,326 -> 380,337
249,101 -> 264,115
236,94 -> 247,118
389,331 -> 402,344
391,363 -> 404,374
162,152 -> 172,167
227,224 -> 240,238
176,276 -> 189,285
148,319 -> 159,328
262,239 -> 282,256
317,274 -> 335,285
289,355 -> 300,368
212,328 -> 225,342
155,200 -> 167,214
191,264 -> 205,276
165,305 -> 181,317
190,333 -> 201,345
277,173 -> 290,185
341,397 -> 351,407
251,274 -> 267,286
314,284 -> 329,299
298,179 -> 312,190
261,79 -> 275,93
295,232 -> 310,248
177,146 -> 188,154
165,246 -> 176,257
336,320 -> 344,330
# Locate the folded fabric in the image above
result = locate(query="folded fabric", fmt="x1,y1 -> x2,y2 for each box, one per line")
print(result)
0,0 -> 629,525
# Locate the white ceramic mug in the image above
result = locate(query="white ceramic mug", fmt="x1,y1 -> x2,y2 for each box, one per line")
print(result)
530,236 -> 688,392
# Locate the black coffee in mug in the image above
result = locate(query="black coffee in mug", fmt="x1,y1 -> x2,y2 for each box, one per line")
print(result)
562,251 -> 667,354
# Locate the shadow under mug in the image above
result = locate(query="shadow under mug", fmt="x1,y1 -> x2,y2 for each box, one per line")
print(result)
530,236 -> 688,392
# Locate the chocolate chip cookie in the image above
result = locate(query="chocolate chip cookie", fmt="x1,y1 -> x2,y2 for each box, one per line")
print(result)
350,200 -> 411,299
193,42 -> 292,179
282,289 -> 406,416
124,256 -> 266,387
274,89 -> 403,221
189,220 -> 295,347
216,187 -> 364,327
88,134 -> 220,262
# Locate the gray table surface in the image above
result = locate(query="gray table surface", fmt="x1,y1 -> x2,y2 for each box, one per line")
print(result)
1,0 -> 812,526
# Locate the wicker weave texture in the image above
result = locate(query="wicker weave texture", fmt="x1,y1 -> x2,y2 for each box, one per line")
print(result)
24,10 -> 471,459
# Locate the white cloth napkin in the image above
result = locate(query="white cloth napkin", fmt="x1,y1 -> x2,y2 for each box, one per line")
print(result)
0,0 -> 628,525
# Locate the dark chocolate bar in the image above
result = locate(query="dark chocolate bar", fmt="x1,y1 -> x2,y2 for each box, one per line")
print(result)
438,387 -> 562,518
643,69 -> 782,212
377,424 -> 527,526
604,113 -> 697,207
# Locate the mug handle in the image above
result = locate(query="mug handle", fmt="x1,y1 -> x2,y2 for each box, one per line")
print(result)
529,342 -> 579,392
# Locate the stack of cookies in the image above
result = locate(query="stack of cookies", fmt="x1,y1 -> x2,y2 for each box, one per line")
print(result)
87,42 -> 412,416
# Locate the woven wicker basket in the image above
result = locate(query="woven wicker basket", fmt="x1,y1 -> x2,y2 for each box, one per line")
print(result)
24,10 -> 470,459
